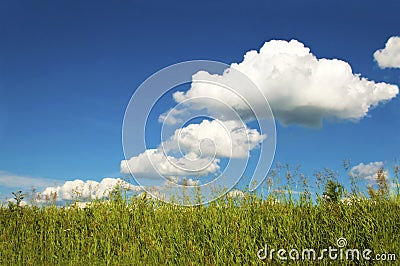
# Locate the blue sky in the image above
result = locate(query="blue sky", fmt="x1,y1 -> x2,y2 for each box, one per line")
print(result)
0,0 -> 399,201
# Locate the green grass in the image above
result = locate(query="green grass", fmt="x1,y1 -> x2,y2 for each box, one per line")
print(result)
1,194 -> 399,265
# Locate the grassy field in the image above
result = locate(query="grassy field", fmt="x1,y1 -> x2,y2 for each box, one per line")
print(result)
1,166 -> 399,265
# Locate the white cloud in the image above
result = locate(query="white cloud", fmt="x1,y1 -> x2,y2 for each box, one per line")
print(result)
121,119 -> 264,178
164,119 -> 265,158
350,161 -> 384,181
121,148 -> 220,178
38,178 -> 142,201
374,36 -> 400,68
168,39 -> 398,127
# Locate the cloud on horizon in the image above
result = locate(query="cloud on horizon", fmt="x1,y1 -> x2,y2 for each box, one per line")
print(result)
374,36 -> 400,69
38,178 -> 142,201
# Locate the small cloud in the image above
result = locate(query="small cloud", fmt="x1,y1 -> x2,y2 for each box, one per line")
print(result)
350,161 -> 385,181
374,36 -> 400,69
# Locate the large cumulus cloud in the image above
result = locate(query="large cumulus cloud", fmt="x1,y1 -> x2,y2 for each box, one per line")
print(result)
168,39 -> 398,127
